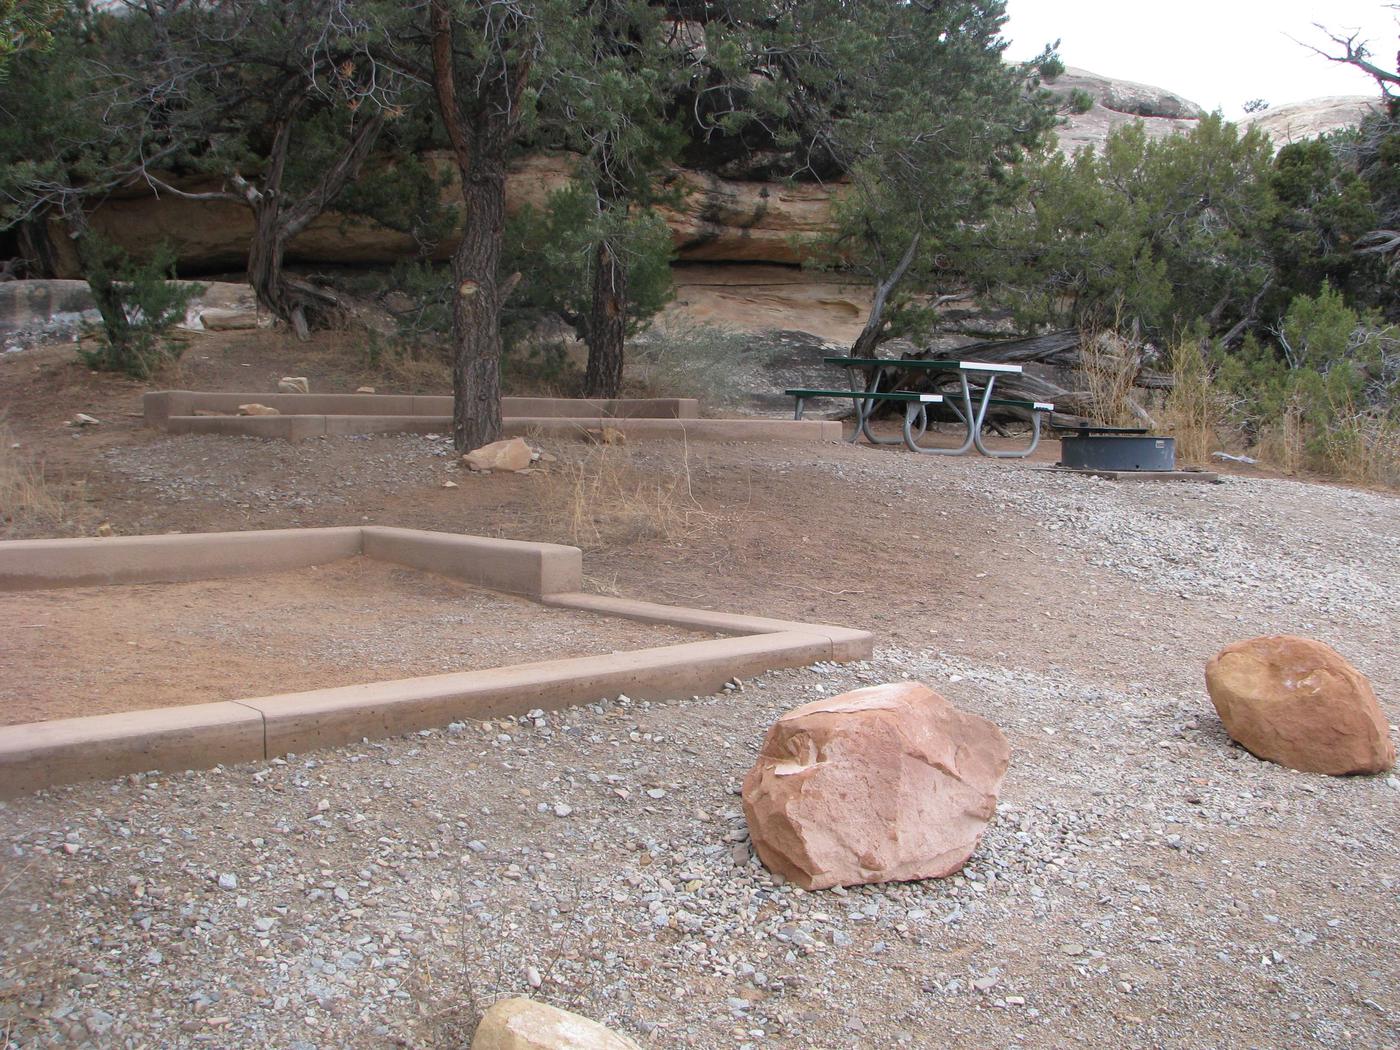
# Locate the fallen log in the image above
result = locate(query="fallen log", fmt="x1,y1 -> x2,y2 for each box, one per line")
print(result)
854,329 -> 1160,428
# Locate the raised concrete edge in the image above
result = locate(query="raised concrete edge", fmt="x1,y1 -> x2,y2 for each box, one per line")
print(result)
0,630 -> 840,797
542,592 -> 874,661
145,391 -> 699,425
504,418 -> 842,443
0,528 -> 872,795
242,631 -> 837,757
0,527 -> 364,590
160,414 -> 840,442
360,526 -> 582,597
0,702 -> 265,797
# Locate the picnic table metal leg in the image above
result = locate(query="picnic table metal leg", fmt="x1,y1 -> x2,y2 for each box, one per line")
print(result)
904,373 -> 978,455
973,409 -> 1046,458
793,397 -> 806,421
847,367 -> 903,445
842,368 -> 866,443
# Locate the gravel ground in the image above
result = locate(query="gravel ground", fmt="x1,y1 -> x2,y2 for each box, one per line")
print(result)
2,654 -> 1396,1049
800,452 -> 1400,631
3,429 -> 1398,1049
102,434 -> 460,516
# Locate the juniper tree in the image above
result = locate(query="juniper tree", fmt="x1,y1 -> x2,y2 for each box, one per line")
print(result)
743,0 -> 1062,357
101,0 -> 414,338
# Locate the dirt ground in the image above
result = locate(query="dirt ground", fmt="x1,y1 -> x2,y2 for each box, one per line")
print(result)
0,331 -> 1397,1049
0,559 -> 711,725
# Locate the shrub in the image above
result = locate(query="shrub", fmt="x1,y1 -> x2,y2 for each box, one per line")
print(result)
77,237 -> 201,378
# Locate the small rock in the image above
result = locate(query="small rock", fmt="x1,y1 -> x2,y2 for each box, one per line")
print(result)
277,377 -> 309,394
469,997 -> 641,1049
217,873 -> 238,890
72,412 -> 100,427
237,404 -> 280,416
463,437 -> 535,473
356,386 -> 376,394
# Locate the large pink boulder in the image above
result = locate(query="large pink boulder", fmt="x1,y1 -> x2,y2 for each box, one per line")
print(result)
741,682 -> 1009,890
1205,635 -> 1395,776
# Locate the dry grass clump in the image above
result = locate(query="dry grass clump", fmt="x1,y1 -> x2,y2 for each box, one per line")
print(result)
1162,340 -> 1225,467
1318,412 -> 1400,487
1254,395 -> 1307,475
1077,329 -> 1144,428
627,319 -> 756,408
0,424 -> 78,538
530,440 -> 711,549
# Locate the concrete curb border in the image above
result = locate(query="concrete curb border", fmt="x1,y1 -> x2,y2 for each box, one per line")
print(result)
142,391 -> 841,443
0,528 -> 872,796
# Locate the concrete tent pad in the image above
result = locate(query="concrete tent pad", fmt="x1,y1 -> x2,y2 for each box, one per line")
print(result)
0,528 -> 872,796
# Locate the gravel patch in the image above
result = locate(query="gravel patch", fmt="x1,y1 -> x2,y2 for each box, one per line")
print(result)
102,433 -> 459,513
806,454 -> 1400,629
2,651 -> 1396,1048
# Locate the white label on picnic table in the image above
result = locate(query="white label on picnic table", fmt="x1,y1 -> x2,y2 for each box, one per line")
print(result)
1034,402 -> 1054,410
958,361 -> 1023,373
919,394 -> 944,402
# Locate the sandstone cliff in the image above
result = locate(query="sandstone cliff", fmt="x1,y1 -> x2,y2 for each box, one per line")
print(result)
54,153 -> 841,278
1247,96 -> 1380,145
1042,66 -> 1205,154
37,70 -> 1382,350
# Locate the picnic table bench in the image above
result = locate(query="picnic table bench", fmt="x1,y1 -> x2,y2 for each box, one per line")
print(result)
785,357 -> 1054,458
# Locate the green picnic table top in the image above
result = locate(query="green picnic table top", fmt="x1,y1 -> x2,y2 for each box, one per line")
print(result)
824,356 -> 1023,373
784,389 -> 944,402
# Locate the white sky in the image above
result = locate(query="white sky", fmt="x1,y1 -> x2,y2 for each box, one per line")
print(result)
1002,1 -> 1398,118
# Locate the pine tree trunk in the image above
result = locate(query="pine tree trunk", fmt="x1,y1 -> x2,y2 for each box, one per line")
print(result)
583,239 -> 627,398
450,163 -> 508,452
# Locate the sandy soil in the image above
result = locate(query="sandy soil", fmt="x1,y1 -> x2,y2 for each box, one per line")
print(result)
0,559 -> 711,725
0,331 -> 1397,1049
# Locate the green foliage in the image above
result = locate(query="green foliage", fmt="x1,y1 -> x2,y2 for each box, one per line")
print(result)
977,116 -> 1278,341
0,4 -> 119,238
769,0 -> 1058,350
76,237 -> 202,378
1065,89 -> 1095,115
504,184 -> 675,346
334,142 -> 452,255
367,259 -> 454,363
1266,138 -> 1384,310
0,0 -> 61,73
1210,284 -> 1399,480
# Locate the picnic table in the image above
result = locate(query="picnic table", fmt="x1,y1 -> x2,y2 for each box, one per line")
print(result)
786,357 -> 1054,458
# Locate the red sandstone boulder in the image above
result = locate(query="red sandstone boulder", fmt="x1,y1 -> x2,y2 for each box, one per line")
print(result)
741,682 -> 1009,890
1205,636 -> 1395,776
